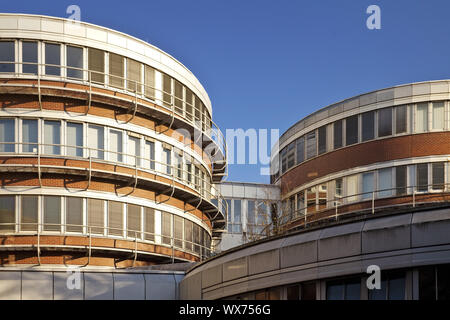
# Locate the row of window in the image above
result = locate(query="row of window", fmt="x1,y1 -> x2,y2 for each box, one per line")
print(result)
221,199 -> 272,234
0,195 -> 211,257
283,161 -> 447,220
0,40 -> 212,133
276,102 -> 447,181
0,117 -> 212,198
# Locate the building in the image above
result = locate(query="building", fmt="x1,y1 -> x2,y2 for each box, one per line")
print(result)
180,80 -> 450,300
214,181 -> 280,252
0,13 -> 228,299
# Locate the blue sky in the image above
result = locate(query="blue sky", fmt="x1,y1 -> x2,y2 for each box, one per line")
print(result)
3,0 -> 450,183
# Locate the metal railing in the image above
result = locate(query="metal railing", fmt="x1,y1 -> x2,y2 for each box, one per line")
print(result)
283,182 -> 450,229
0,141 -> 228,224
0,222 -> 213,265
0,61 -> 227,174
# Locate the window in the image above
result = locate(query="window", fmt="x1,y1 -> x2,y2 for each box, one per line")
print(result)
378,168 -> 392,197
432,102 -> 445,130
326,278 -> 361,300
296,137 -> 305,164
127,59 -> 141,93
88,48 -> 104,84
22,119 -> 38,153
362,111 -> 375,141
318,126 -> 327,154
185,88 -> 194,121
22,41 -> 38,74
416,163 -> 428,192
144,140 -> 155,170
333,120 -> 343,149
233,199 -> 242,230
193,224 -> 200,254
162,147 -> 172,175
346,175 -> 358,202
432,162 -> 445,190
45,43 -> 60,76
396,166 -> 407,195
66,197 -> 83,232
280,147 -> 288,173
44,120 -> 61,155
127,135 -> 140,166
144,207 -> 155,241
88,125 -> 104,159
0,119 -> 15,152
286,142 -> 295,169
109,130 -> 123,162
416,103 -> 428,133
247,200 -> 255,225
144,65 -> 155,99
368,271 -> 405,300
295,193 -> 305,217
194,96 -> 202,128
0,41 -> 15,73
306,187 -> 317,214
127,204 -> 141,238
378,108 -> 392,137
163,74 -> 172,106
184,219 -> 193,251
174,150 -> 183,180
174,80 -> 183,115
396,105 -> 407,134
66,45 -> 83,79
109,53 -> 124,88
0,196 -> 15,231
161,212 -> 172,245
362,172 -> 374,200
87,198 -> 104,234
345,115 -> 358,145
174,216 -> 183,248
67,122 -> 83,157
21,196 -> 38,231
108,201 -> 123,236
419,264 -> 450,300
43,196 -> 61,231
306,131 -> 316,159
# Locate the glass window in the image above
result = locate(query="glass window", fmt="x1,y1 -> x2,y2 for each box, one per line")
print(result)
193,224 -> 200,254
306,131 -> 316,159
286,142 -> 295,169
416,103 -> 428,133
0,119 -> 15,152
22,41 -> 38,74
127,135 -> 141,166
247,200 -> 255,225
66,197 -> 83,232
396,105 -> 407,134
333,120 -> 343,149
174,80 -> 183,115
396,166 -> 407,195
174,215 -> 183,248
346,175 -> 358,202
378,108 -> 392,137
109,130 -> 123,162
144,207 -> 155,241
162,147 -> 172,175
378,168 -> 392,197
161,211 -> 172,245
327,279 -> 360,300
301,282 -> 317,300
280,147 -> 288,173
45,43 -> 60,76
144,140 -> 155,170
21,196 -> 38,231
127,59 -> 141,93
335,178 -> 343,199
437,264 -> 450,300
185,88 -> 194,121
88,125 -> 104,159
0,196 -> 15,231
174,150 -> 183,180
88,198 -> 104,235
417,163 -> 428,192
44,120 -> 60,155
318,126 -> 327,155
108,201 -> 123,236
109,53 -> 124,88
345,115 -> 358,145
362,111 -> 375,141
296,137 -> 304,164
67,122 -> 83,157
432,102 -> 445,130
388,273 -> 406,300
88,48 -> 104,84
432,162 -> 445,190
184,219 -> 193,251
144,65 -> 155,99
362,172 -> 374,200
22,119 -> 38,153
194,96 -> 202,128
43,196 -> 61,231
0,41 -> 15,73
234,199 -> 242,225
162,74 -> 172,106
419,266 -> 436,300
66,45 -> 83,79
127,204 -> 141,238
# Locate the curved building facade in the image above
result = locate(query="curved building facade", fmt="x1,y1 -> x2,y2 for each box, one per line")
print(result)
181,80 -> 450,300
0,13 -> 227,268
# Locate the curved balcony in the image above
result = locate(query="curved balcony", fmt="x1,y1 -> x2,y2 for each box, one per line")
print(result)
0,61 -> 227,181
0,141 -> 227,236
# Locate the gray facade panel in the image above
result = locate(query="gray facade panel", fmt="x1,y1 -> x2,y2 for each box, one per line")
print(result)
145,273 -> 176,300
84,273 -> 114,300
54,271 -> 84,300
0,271 -> 21,300
114,273 -> 145,300
202,264 -> 222,289
223,257 -> 248,282
281,240 -> 317,268
248,249 -> 280,275
318,233 -> 361,261
22,272 -> 53,300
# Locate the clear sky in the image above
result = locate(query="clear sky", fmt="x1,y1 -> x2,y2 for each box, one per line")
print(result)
3,0 -> 450,183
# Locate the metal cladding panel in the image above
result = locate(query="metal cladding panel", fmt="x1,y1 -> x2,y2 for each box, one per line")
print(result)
412,82 -> 431,96
394,85 -> 413,99
0,272 -> 21,300
281,240 -> 318,268
22,272 -> 53,300
54,271 -> 84,300
223,257 -> 248,282
359,92 -> 377,106
84,273 -> 114,300
145,273 -> 177,300
248,249 -> 280,275
412,209 -> 450,247
114,273 -> 145,300
201,264 -> 222,289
